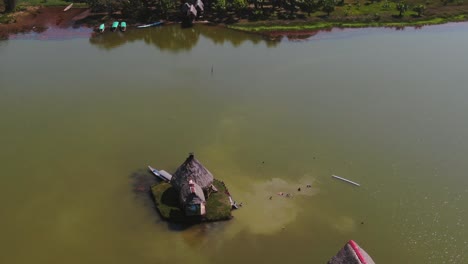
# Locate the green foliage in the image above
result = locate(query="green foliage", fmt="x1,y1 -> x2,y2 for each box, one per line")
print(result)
373,12 -> 380,20
321,0 -> 335,15
214,0 -> 227,12
17,0 -> 72,6
299,0 -> 317,16
232,0 -> 248,9
354,0 -> 360,9
0,13 -> 14,23
381,0 -> 391,10
440,0 -> 454,5
121,0 -> 149,20
151,183 -> 182,221
83,0 -> 121,12
395,1 -> 408,17
284,0 -> 297,15
231,0 -> 248,13
158,0 -> 173,18
250,9 -> 272,20
249,9 -> 263,20
412,4 -> 425,16
205,179 -> 232,221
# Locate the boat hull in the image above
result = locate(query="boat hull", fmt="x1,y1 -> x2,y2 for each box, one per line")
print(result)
137,22 -> 163,28
148,166 -> 172,182
63,3 -> 73,12
98,24 -> 105,33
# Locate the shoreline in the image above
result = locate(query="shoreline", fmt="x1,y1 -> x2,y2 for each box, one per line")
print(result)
1,5 -> 467,40
227,14 -> 467,34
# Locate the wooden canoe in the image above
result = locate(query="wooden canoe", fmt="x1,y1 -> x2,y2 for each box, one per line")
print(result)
148,166 -> 171,182
120,22 -> 127,32
137,21 -> 163,28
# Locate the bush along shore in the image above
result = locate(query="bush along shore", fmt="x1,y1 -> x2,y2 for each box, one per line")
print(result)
1,0 -> 468,34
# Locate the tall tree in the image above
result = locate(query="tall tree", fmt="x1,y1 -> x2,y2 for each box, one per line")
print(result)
232,0 -> 248,14
412,4 -> 425,16
4,0 -> 17,12
288,0 -> 297,15
299,0 -> 317,16
395,1 -> 408,17
321,0 -> 335,16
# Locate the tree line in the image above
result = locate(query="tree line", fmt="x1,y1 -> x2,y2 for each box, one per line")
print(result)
79,0 -> 431,20
79,0 -> 347,20
0,0 -> 431,19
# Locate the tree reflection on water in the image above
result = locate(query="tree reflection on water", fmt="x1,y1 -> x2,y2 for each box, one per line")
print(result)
89,24 -> 279,52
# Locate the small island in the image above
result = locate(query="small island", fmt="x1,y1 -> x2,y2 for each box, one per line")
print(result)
150,154 -> 234,223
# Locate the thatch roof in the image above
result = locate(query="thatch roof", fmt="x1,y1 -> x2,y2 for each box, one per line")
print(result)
171,154 -> 214,191
179,180 -> 206,206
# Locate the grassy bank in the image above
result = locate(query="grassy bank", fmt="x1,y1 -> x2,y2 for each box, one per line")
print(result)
2,0 -> 468,34
205,179 -> 232,221
151,182 -> 187,222
0,0 -> 86,21
228,14 -> 467,32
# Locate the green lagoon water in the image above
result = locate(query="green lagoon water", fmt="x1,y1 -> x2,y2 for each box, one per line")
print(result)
1,24 -> 468,263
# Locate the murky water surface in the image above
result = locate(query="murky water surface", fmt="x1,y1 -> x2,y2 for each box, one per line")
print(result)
1,23 -> 468,264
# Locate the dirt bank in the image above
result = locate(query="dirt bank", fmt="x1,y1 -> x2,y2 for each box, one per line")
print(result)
0,7 -> 93,39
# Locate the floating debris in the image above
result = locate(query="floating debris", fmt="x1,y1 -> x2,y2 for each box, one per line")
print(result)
332,175 -> 360,187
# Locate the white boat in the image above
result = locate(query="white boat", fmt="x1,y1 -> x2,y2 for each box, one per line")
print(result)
137,21 -> 164,28
148,166 -> 172,182
63,3 -> 73,12
159,170 -> 173,181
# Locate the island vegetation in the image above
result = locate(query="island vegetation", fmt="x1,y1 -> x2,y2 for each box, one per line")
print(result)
1,0 -> 468,34
150,154 -> 233,223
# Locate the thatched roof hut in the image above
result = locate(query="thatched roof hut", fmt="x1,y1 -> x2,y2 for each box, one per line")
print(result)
171,154 -> 214,192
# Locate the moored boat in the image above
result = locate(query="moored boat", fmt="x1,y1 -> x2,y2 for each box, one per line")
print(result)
148,166 -> 172,182
111,21 -> 119,32
63,3 -> 73,12
137,21 -> 163,28
120,21 -> 127,32
98,23 -> 105,33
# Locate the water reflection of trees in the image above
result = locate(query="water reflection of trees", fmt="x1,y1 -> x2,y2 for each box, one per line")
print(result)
89,24 -> 279,52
